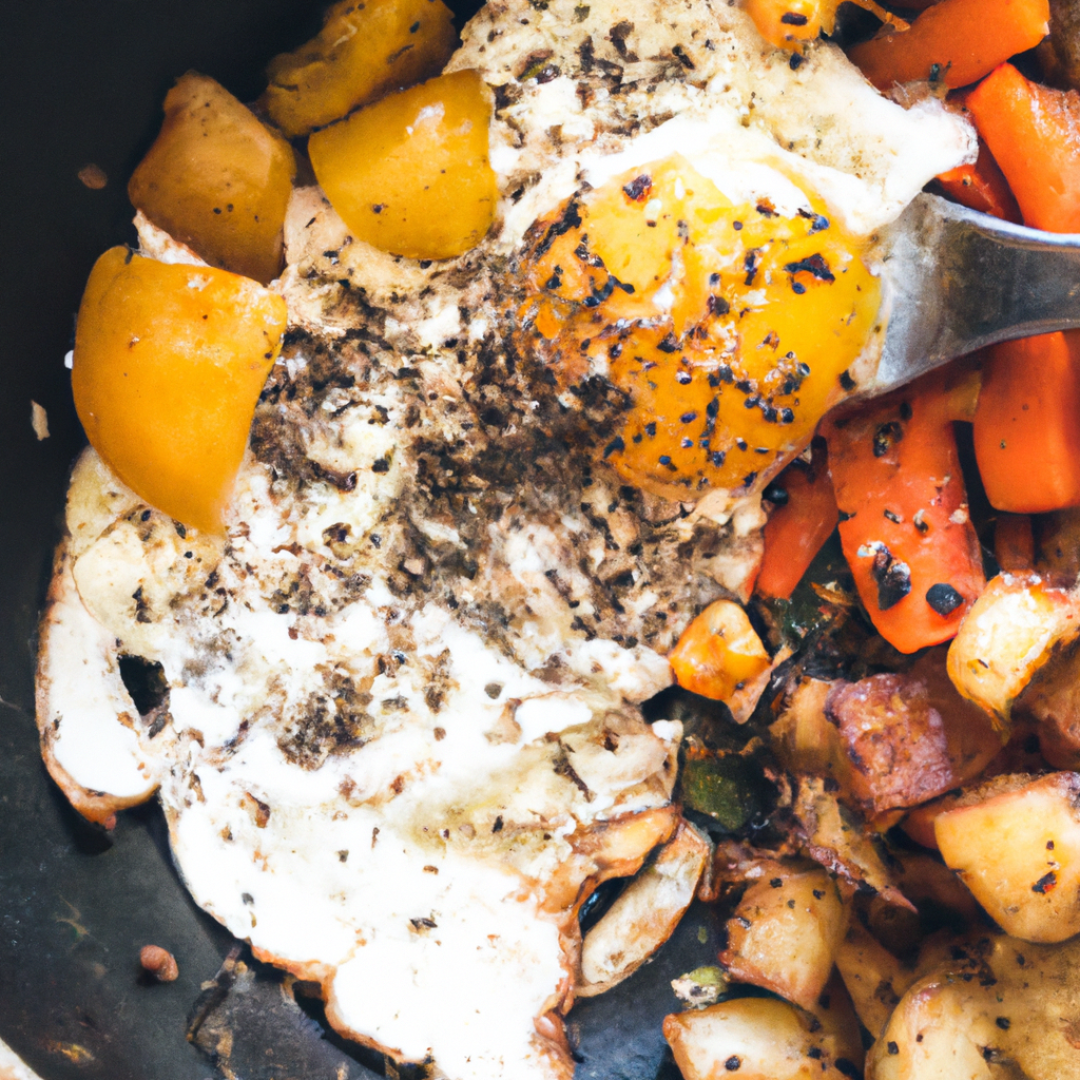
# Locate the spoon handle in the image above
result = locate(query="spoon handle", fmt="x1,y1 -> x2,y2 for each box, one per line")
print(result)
871,193 -> 1080,396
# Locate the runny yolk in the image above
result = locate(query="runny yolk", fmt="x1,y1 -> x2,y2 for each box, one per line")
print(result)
512,155 -> 882,501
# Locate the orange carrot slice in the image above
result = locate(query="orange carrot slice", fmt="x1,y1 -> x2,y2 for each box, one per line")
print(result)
973,331 -> 1080,514
848,0 -> 1049,90
966,62 -> 1080,233
756,452 -> 839,601
824,374 -> 986,654
935,139 -> 1022,223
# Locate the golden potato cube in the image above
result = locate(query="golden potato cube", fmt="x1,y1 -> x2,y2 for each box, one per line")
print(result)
308,69 -> 497,260
720,863 -> 846,1010
265,0 -> 457,138
935,771 -> 1080,943
128,73 -> 296,285
663,996 -> 860,1080
947,570 -> 1080,725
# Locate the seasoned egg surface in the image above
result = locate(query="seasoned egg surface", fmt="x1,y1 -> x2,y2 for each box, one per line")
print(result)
38,1 -> 973,1079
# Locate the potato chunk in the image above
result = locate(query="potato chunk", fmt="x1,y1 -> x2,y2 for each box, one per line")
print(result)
720,862 -> 846,1010
866,933 -> 1080,1080
265,0 -> 457,138
128,74 -> 296,284
664,997 -> 860,1080
72,248 -> 287,533
308,70 -> 497,260
935,771 -> 1080,942
947,571 -> 1080,724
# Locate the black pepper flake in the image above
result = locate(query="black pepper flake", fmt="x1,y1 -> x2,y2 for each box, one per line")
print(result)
736,438 -> 748,450
711,450 -> 726,466
409,19 -> 421,31
744,248 -> 762,286
742,471 -> 758,487
724,1056 -> 742,1071
609,342 -> 623,359
603,436 -> 625,459
884,508 -> 902,524
786,898 -> 796,909
867,543 -> 912,610
657,332 -> 679,353
708,294 -> 731,316
680,411 -> 697,423
807,1047 -> 822,1059
792,281 -> 806,294
623,174 -> 652,201
676,370 -> 692,384
839,369 -> 857,391
659,455 -> 677,471
492,816 -> 504,833
645,422 -> 657,437
1033,870 -> 1057,894
784,253 -> 835,282
789,52 -> 805,70
681,437 -> 692,448
733,220 -> 743,230
887,1042 -> 899,1056
372,203 -> 385,214
873,420 -> 904,457
779,408 -> 795,424
770,877 -> 784,888
371,457 -> 390,473
996,1017 -> 1011,1030
781,10 -> 808,22
926,582 -> 964,616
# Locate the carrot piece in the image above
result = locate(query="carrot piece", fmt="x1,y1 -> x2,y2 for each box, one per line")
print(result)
823,374 -> 986,654
745,0 -> 906,53
973,331 -> 1080,513
668,599 -> 771,702
755,452 -> 839,601
967,63 -> 1080,232
935,139 -> 1022,223
848,0 -> 1049,90
994,513 -> 1036,570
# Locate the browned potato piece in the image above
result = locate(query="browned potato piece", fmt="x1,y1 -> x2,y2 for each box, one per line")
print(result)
866,933 -> 1080,1080
1016,638 -> 1080,768
663,997 -> 860,1080
947,571 -> 1080,725
308,70 -> 497,261
128,74 -> 296,284
577,821 -> 710,996
825,653 -> 1001,819
835,918 -> 916,1038
935,771 -> 1080,943
720,862 -> 846,1010
264,0 -> 457,138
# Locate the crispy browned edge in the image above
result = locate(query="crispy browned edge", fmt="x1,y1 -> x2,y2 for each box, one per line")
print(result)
35,540 -> 160,828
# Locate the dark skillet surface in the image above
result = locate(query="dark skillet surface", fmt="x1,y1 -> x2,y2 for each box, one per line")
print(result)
0,4 -> 723,1077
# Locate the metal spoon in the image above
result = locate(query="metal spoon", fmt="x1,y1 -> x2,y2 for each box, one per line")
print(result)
866,192 -> 1080,396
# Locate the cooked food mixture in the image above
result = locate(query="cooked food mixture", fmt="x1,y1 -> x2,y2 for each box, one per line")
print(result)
36,0 -> 1080,1076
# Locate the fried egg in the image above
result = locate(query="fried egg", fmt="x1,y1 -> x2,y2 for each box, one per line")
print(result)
36,1 -> 973,1078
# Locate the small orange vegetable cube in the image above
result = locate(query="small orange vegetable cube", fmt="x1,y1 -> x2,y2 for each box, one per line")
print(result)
128,74 -> 296,285
309,69 -> 498,261
668,599 -> 770,702
72,247 -> 287,533
265,0 -> 458,138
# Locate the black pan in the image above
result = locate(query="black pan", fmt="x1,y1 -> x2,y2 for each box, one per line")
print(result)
0,4 -> 724,1077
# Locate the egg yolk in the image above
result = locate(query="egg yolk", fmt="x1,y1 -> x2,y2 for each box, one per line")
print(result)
513,156 -> 881,501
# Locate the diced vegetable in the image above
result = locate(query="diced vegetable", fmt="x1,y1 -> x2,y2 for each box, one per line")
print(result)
1038,0 -> 1080,90
973,331 -> 1080,514
127,74 -> 296,285
264,0 -> 457,138
577,821 -> 710,996
935,772 -> 1080,942
1015,639 -> 1080,767
769,678 -> 850,790
663,996 -> 860,1080
967,62 -> 1080,232
834,917 -> 916,1038
868,932 -> 1080,1079
848,0 -> 1049,91
994,513 -> 1035,571
720,862 -> 846,1010
668,599 -> 771,705
824,653 -> 1001,819
308,70 -> 497,260
71,248 -> 287,533
934,139 -> 1022,223
756,452 -> 839,601
824,377 -> 985,654
744,0 -> 906,54
680,746 -> 772,831
1035,506 -> 1080,581
946,570 -> 1080,724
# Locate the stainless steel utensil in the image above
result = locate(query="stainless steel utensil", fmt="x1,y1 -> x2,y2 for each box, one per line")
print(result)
870,193 -> 1080,397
